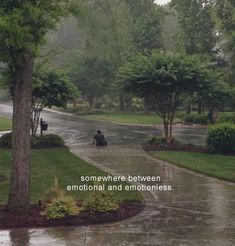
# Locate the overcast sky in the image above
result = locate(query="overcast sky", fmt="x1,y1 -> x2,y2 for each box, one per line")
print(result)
155,0 -> 171,5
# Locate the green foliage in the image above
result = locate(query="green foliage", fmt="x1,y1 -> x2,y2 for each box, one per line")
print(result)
148,137 -> 182,146
117,50 -> 213,142
125,0 -> 164,52
218,112 -> 235,124
71,0 -> 164,107
196,79 -> 231,112
31,69 -> 78,135
171,0 -> 216,56
83,186 -> 119,213
0,133 -> 64,148
215,0 -> 235,53
215,0 -> 235,83
207,123 -> 235,154
33,134 -> 65,147
42,177 -> 79,220
42,193 -> 79,220
0,0 -> 73,65
33,69 -> 78,109
70,53 -> 112,106
118,51 -> 212,101
0,132 -> 12,148
184,113 -> 208,124
44,177 -> 62,202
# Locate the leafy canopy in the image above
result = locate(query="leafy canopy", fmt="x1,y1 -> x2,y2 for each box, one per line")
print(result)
0,0 -> 74,65
33,69 -> 78,109
117,50 -> 211,112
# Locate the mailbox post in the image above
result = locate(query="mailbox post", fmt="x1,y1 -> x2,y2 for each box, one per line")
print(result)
40,118 -> 48,135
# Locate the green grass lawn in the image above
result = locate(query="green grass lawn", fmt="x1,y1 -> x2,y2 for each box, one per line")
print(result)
0,148 -> 143,204
0,117 -> 12,131
151,151 -> 235,182
82,112 -> 165,125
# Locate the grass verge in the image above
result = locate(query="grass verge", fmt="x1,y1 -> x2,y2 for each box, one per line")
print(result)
150,151 -> 235,183
82,111 -> 164,125
0,148 -> 143,203
0,117 -> 12,131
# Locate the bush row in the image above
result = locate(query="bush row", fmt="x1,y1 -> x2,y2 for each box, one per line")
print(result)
206,123 -> 235,154
42,178 -> 119,220
217,112 -> 235,124
184,113 -> 208,124
0,133 -> 64,148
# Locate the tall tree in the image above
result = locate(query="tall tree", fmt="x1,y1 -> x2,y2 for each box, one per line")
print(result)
73,0 -> 164,110
215,0 -> 235,83
117,51 -> 213,143
0,0 -> 73,212
31,69 -> 78,136
171,0 -> 216,56
125,0 -> 163,53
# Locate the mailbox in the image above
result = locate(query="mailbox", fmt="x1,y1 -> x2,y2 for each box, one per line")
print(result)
41,121 -> 48,131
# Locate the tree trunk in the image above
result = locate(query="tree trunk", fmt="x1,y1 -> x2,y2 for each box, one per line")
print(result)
163,119 -> 170,144
125,95 -> 132,111
186,103 -> 192,115
88,97 -> 94,109
198,102 -> 202,115
8,53 -> 33,213
144,98 -> 149,114
119,94 -> 124,111
31,107 -> 42,136
169,112 -> 174,142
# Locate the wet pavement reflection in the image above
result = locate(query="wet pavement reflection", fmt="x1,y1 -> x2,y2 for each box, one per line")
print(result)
0,104 -> 234,246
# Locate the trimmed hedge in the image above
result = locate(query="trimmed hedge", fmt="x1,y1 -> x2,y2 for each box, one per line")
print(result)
0,133 -> 64,148
207,123 -> 235,154
33,134 -> 64,147
218,112 -> 235,124
184,113 -> 208,124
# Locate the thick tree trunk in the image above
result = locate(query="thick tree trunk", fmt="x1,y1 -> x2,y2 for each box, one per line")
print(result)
31,107 -> 42,136
88,97 -> 94,109
163,119 -> 170,144
198,102 -> 202,115
125,95 -> 132,111
186,103 -> 192,115
144,98 -> 149,114
119,94 -> 124,111
8,53 -> 33,213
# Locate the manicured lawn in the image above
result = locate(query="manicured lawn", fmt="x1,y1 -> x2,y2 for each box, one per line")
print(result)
151,151 -> 235,182
0,148 -> 143,204
0,117 -> 12,131
82,112 -> 164,125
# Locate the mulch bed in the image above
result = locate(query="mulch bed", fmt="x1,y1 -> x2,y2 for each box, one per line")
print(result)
0,201 -> 144,230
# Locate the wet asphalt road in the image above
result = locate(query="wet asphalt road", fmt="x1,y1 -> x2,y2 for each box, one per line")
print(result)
0,104 -> 234,246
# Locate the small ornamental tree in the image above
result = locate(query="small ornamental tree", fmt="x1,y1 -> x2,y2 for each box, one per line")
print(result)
117,51 -> 212,143
31,70 -> 78,136
0,0 -> 75,212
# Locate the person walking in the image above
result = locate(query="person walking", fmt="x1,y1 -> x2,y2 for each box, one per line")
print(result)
92,130 -> 107,146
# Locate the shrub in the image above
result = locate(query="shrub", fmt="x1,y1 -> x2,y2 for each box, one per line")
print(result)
32,134 -> 64,147
147,136 -> 181,146
83,185 -> 119,213
206,123 -> 235,154
42,193 -> 79,220
184,113 -> 208,124
218,112 -> 235,124
42,177 -> 79,220
44,177 -> 62,202
0,133 -> 64,148
0,132 -> 12,147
